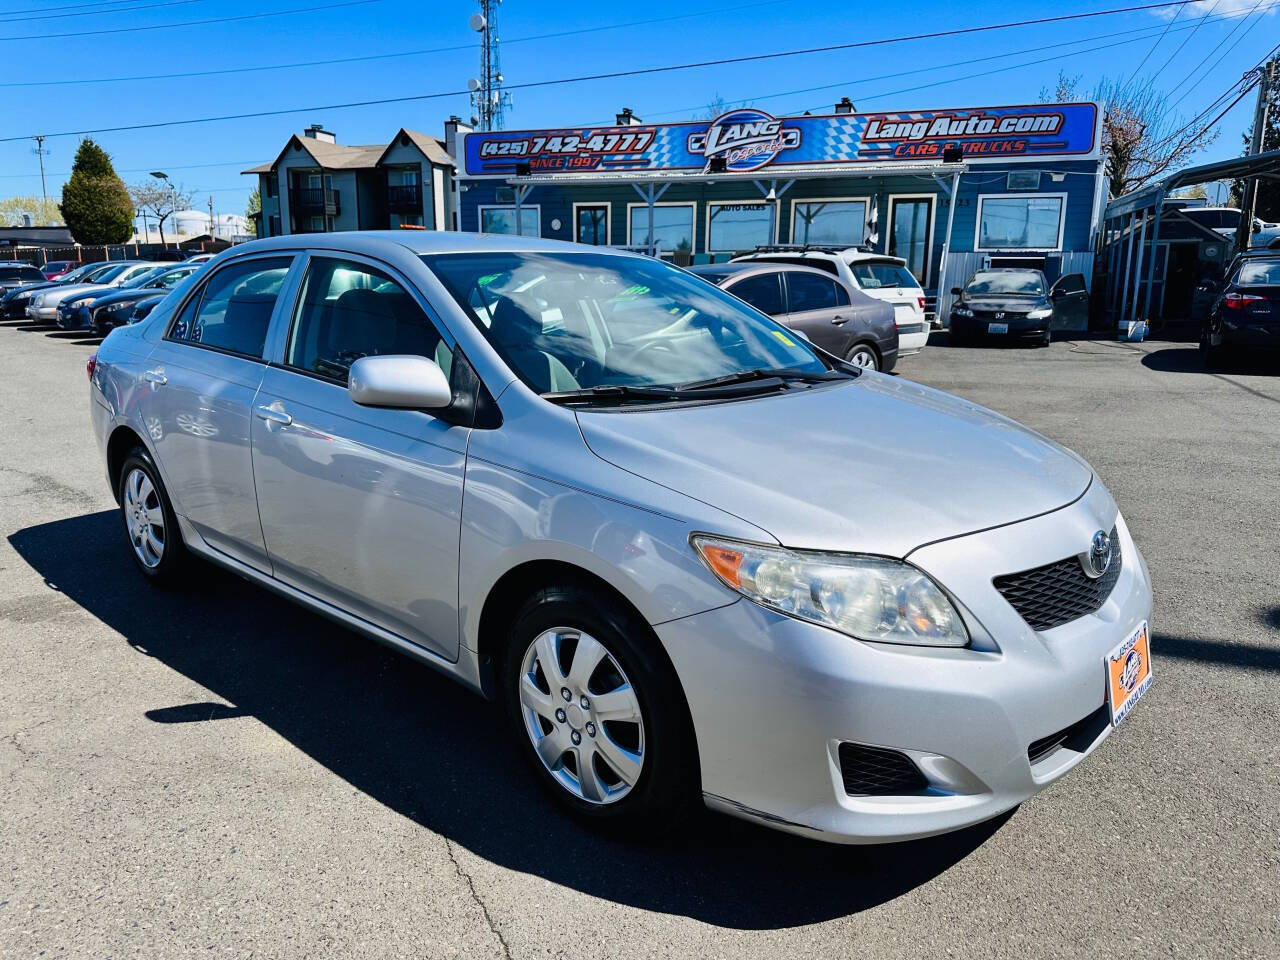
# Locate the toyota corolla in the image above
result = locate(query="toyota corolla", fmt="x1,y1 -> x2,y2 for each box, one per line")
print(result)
88,232 -> 1152,843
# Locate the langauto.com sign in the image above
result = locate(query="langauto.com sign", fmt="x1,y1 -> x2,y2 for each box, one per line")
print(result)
462,102 -> 1099,177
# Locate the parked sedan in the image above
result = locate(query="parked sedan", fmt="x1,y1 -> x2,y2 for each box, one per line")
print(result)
27,261 -> 155,320
949,269 -> 1089,346
1,261 -> 119,318
42,259 -> 80,281
0,261 -> 47,296
84,263 -> 202,335
1200,251 -> 1280,366
56,263 -> 184,331
689,262 -> 898,371
90,232 -> 1152,845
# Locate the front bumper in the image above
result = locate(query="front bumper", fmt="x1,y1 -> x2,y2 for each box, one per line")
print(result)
658,481 -> 1152,843
27,304 -> 57,320
57,303 -> 91,330
951,313 -> 1049,341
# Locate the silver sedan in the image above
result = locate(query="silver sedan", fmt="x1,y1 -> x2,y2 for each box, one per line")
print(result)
88,231 -> 1153,843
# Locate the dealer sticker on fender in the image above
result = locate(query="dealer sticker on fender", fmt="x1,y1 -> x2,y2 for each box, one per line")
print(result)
1107,621 -> 1152,726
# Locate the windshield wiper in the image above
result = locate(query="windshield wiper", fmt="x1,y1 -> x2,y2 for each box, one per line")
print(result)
676,367 -> 850,391
543,384 -> 682,406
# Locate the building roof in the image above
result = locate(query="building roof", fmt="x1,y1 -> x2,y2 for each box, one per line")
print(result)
242,129 -> 454,176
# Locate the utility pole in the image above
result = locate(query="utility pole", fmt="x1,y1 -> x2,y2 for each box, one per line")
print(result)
31,135 -> 49,209
208,195 -> 214,238
1237,57 -> 1277,252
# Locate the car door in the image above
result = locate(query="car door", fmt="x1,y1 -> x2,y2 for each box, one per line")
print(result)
1049,273 -> 1089,331
137,253 -> 299,572
781,270 -> 853,355
250,252 -> 467,660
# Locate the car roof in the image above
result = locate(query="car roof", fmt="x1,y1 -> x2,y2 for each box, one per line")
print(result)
738,248 -> 908,267
226,229 -> 637,260
689,261 -> 852,282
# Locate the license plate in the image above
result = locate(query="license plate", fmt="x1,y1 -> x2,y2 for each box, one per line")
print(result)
987,322 -> 1009,334
1106,621 -> 1152,726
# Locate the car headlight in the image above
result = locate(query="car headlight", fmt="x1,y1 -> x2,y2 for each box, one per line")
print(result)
692,536 -> 969,647
1026,306 -> 1052,320
952,306 -> 973,318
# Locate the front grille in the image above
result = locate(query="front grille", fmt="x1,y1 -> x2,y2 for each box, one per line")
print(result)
993,528 -> 1122,632
838,742 -> 928,796
1027,703 -> 1110,765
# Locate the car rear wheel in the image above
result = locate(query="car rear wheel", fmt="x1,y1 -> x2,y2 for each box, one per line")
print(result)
118,447 -> 185,584
845,344 -> 879,370
501,584 -> 697,828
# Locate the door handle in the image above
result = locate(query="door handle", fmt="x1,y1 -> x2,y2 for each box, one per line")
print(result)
255,404 -> 292,426
143,369 -> 167,385
831,315 -> 849,325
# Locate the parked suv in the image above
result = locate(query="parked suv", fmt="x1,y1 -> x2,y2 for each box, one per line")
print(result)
689,262 -> 898,371
0,262 -> 47,295
89,231 -> 1152,845
732,246 -> 930,355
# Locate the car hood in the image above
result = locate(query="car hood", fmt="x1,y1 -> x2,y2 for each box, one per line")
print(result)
37,283 -> 108,305
961,295 -> 1049,313
3,279 -> 58,300
89,287 -> 151,307
576,374 -> 1092,557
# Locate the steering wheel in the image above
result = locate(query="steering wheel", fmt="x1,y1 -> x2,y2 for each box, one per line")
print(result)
630,337 -> 679,366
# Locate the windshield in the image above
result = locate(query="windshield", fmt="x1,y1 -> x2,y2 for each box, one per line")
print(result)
849,260 -> 919,290
965,271 -> 1046,296
1237,260 -> 1280,285
424,251 -> 828,397
89,263 -> 130,283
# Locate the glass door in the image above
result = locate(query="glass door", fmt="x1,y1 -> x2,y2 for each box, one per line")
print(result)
576,205 -> 609,245
888,196 -> 935,286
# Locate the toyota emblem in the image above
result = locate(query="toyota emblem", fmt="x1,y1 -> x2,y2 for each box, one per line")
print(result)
1082,529 -> 1113,578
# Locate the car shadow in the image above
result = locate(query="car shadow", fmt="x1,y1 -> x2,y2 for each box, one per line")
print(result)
1141,345 -> 1280,377
8,510 -> 1010,928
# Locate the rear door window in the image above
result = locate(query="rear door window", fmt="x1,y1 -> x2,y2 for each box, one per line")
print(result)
727,272 -> 785,316
786,272 -> 844,312
169,257 -> 292,359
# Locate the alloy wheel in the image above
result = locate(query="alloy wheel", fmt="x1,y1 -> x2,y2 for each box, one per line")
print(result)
122,467 -> 165,568
518,627 -> 645,804
847,346 -> 878,370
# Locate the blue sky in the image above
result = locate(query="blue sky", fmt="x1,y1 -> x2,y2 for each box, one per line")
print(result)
0,0 -> 1275,218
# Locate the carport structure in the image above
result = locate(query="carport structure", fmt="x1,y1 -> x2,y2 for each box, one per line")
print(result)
1098,148 -> 1280,329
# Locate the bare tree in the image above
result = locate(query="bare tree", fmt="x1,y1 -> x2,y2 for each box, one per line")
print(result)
1043,72 -> 1218,199
700,94 -> 735,120
129,180 -> 195,247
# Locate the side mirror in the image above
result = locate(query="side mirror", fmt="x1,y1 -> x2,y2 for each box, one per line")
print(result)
950,287 -> 963,296
348,355 -> 452,410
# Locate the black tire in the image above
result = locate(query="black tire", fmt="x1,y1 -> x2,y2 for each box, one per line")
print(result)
844,343 -> 879,371
500,583 -> 698,830
117,446 -> 186,584
1201,332 -> 1230,369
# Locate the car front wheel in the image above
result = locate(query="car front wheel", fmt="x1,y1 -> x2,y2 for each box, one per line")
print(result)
501,584 -> 697,828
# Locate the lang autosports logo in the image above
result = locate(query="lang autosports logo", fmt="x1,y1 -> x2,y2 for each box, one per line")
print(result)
688,109 -> 802,172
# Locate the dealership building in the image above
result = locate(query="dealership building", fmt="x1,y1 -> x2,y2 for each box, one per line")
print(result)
455,101 -> 1107,321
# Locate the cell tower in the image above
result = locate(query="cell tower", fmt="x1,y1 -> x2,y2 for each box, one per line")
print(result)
468,0 -> 511,131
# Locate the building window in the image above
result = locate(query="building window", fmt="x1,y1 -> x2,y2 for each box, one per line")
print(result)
976,194 -> 1066,251
627,203 -> 695,253
480,205 -> 540,236
707,201 -> 776,253
887,195 -> 935,285
310,216 -> 326,232
265,176 -> 277,198
791,199 -> 867,246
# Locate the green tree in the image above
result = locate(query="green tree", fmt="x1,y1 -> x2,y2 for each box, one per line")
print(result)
245,187 -> 261,237
59,139 -> 133,244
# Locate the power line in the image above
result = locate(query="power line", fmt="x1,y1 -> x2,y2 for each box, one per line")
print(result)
1164,0 -> 1270,102
1154,38 -> 1280,148
5,0 -> 203,23
0,0 -> 387,41
0,0 -> 1225,142
1149,0 -> 1222,83
0,0 -> 179,14
0,0 -> 788,88
1123,5 -> 1182,87
1168,3 -> 1272,109
626,1 -> 1277,124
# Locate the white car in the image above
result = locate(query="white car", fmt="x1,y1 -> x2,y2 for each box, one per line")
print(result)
26,262 -> 155,320
732,247 -> 930,354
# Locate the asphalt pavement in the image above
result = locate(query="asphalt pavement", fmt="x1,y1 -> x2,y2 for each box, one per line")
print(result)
1,319 -> 1277,959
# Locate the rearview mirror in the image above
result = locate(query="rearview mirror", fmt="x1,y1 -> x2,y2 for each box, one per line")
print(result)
950,287 -> 962,296
348,355 -> 452,410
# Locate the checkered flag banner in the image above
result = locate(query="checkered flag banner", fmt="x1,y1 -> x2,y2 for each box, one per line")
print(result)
865,198 -> 879,247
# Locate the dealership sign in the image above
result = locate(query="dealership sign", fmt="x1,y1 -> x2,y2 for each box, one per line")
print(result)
462,102 -> 1099,177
